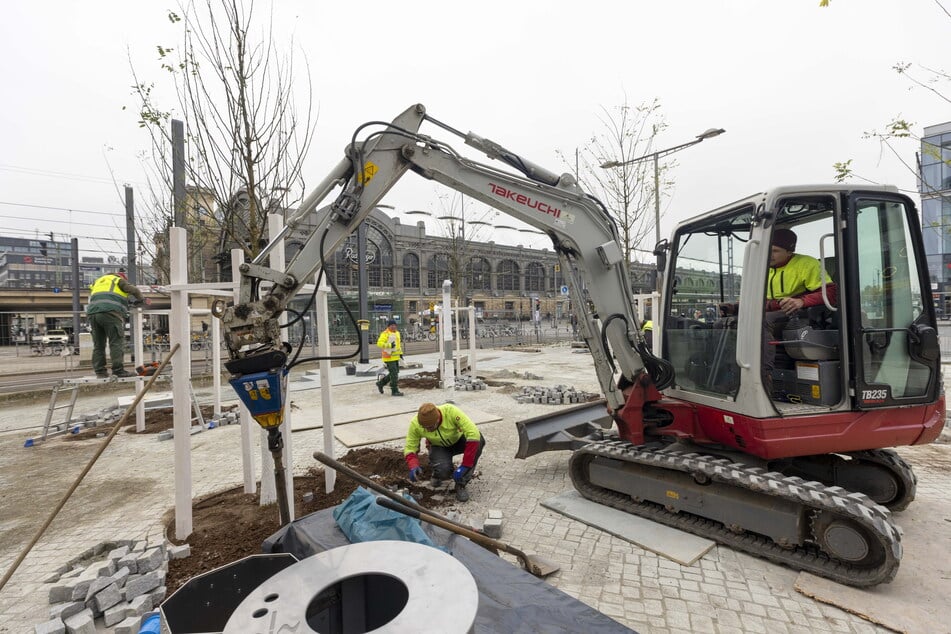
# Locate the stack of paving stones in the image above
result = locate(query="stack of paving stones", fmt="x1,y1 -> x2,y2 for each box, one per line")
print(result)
514,384 -> 599,405
56,406 -> 241,442
157,410 -> 241,442
208,407 -> 241,429
454,376 -> 487,391
35,538 -> 191,634
490,369 -> 543,381
43,406 -> 125,438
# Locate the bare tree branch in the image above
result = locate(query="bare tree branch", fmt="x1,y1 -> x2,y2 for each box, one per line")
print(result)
128,0 -> 317,282
558,96 -> 668,264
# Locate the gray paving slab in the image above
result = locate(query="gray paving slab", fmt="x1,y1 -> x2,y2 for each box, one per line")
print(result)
332,406 -> 502,447
541,490 -> 715,566
291,354 -> 437,390
289,403 -> 418,431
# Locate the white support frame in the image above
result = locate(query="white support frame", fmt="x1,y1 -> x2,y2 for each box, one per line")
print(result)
170,228 -> 193,539
439,280 -> 455,395
232,249 -> 258,497
435,284 -> 478,387
168,223 -> 293,539
316,275 -> 337,493
132,307 -> 223,433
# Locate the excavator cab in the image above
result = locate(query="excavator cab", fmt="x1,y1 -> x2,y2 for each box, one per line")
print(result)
660,186 -> 942,420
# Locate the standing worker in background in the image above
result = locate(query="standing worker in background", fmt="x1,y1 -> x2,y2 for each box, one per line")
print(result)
87,267 -> 146,379
641,318 -> 653,351
404,402 -> 486,502
375,319 -> 404,396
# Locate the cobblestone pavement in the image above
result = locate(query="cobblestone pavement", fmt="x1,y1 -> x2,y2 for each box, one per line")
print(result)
0,345 -> 947,633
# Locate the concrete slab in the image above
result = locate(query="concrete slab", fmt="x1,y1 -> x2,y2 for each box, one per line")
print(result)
293,367 -> 376,390
289,403 -> 418,432
541,490 -> 715,566
333,406 -> 502,447
292,359 -> 435,390
116,392 -> 173,409
794,483 -> 951,634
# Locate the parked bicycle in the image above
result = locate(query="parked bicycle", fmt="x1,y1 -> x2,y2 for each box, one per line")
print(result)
30,343 -> 71,356
404,323 -> 437,342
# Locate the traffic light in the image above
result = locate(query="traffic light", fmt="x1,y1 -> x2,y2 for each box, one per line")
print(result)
39,241 -> 47,256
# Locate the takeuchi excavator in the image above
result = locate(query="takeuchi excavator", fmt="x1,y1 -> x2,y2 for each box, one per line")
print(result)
215,104 -> 944,587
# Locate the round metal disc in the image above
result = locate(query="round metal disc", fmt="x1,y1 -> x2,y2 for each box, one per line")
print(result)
223,540 -> 478,633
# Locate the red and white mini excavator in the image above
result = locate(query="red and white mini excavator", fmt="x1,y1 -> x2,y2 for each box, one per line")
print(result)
216,104 -> 943,586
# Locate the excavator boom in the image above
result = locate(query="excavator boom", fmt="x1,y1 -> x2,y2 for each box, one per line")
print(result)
219,104 -> 670,410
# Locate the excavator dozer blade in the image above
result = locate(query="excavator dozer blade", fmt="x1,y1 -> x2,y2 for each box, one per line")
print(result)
515,400 -> 614,459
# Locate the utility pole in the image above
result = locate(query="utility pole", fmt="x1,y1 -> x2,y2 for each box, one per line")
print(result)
125,186 -> 137,285
48,231 -> 59,288
71,238 -> 81,349
172,119 -> 185,228
357,223 -> 369,364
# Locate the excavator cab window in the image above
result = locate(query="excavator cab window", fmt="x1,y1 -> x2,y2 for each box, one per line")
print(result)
764,207 -> 841,406
848,195 -> 940,407
662,206 -> 751,398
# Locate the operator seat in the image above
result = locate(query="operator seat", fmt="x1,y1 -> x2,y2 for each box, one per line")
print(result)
785,255 -> 840,362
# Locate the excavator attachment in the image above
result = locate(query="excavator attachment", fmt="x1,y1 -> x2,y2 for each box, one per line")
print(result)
229,368 -> 289,429
515,400 -> 614,459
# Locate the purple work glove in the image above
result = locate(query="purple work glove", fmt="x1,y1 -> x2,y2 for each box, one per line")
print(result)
408,466 -> 423,482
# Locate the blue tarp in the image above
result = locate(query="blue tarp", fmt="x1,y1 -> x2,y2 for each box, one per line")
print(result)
331,487 -> 439,549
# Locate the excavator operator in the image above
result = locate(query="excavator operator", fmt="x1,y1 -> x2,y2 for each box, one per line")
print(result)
763,227 -> 836,388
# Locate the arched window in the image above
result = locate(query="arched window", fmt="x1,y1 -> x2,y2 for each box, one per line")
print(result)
366,225 -> 393,287
403,253 -> 420,289
498,259 -> 520,291
324,224 -> 394,287
467,257 -> 491,291
427,254 -> 450,288
525,262 -> 545,292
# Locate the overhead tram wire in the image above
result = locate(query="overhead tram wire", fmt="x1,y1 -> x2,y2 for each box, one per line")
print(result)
0,163 -> 150,189
0,200 -> 128,218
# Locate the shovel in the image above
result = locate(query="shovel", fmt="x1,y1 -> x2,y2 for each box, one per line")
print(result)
313,451 -> 479,533
314,451 -> 559,577
375,496 -> 560,578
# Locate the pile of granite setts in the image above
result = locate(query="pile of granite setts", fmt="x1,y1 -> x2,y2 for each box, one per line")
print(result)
35,538 -> 189,634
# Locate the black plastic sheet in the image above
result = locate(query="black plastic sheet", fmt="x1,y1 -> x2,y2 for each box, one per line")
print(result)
263,507 -> 637,634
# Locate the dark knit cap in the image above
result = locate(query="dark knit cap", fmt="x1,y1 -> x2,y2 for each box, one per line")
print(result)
771,228 -> 797,251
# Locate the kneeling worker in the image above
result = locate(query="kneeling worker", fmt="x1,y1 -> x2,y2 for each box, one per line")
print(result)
404,402 -> 486,502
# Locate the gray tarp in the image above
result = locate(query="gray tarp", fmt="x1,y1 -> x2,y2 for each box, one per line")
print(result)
263,507 -> 637,634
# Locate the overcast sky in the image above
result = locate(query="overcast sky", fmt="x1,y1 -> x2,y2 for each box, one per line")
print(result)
1,0 -> 948,261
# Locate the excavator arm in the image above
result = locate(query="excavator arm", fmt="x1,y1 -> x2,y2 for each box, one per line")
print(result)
217,103 -> 671,412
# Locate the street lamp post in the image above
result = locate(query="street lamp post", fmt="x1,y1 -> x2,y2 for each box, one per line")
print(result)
601,127 -> 726,248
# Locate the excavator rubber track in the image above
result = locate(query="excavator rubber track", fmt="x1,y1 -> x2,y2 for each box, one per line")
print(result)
849,448 -> 917,512
569,439 -> 902,587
